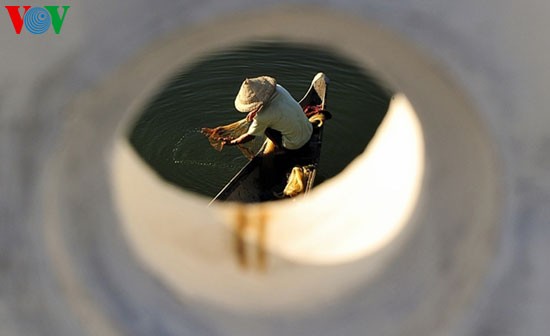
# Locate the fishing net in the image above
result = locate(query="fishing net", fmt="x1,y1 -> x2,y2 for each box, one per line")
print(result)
201,118 -> 266,160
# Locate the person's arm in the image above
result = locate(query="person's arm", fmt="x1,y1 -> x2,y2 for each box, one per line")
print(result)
226,133 -> 255,145
225,111 -> 264,146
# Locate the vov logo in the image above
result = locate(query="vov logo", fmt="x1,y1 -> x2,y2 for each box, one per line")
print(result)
5,6 -> 70,35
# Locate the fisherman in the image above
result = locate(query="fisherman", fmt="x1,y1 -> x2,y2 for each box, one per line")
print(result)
224,76 -> 313,153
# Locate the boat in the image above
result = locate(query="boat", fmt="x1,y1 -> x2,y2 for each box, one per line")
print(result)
209,72 -> 330,204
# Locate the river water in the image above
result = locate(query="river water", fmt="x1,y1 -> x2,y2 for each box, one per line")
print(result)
129,41 -> 392,198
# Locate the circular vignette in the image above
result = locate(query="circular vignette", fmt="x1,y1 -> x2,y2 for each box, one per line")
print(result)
43,7 -> 502,336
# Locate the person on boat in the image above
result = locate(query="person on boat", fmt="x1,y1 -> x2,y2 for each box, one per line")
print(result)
225,76 -> 313,153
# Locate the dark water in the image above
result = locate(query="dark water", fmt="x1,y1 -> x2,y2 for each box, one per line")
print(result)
129,41 -> 392,198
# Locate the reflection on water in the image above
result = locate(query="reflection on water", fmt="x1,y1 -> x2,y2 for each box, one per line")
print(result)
129,41 -> 392,198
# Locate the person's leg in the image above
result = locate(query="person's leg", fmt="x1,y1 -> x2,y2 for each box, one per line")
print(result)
262,139 -> 277,155
262,128 -> 284,156
260,128 -> 283,192
264,128 -> 283,148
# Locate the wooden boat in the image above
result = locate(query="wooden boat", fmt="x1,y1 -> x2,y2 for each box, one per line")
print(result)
209,72 -> 329,204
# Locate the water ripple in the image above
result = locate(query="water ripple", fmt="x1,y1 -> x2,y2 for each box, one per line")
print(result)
130,41 -> 391,197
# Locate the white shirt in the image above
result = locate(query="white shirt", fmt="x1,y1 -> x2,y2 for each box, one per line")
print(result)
247,84 -> 313,150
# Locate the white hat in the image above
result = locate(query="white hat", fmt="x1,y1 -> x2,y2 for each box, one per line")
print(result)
234,76 -> 277,112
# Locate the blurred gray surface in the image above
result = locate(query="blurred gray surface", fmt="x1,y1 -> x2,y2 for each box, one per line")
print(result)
1,1 -> 549,335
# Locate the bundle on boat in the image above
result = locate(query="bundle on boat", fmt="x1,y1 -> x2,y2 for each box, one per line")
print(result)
282,165 -> 314,198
